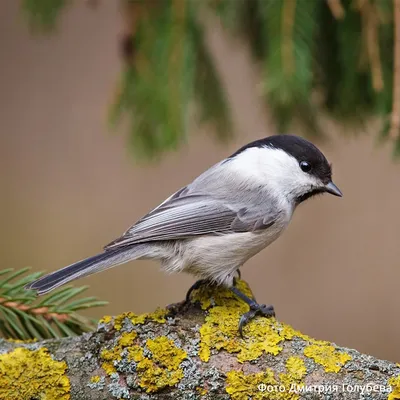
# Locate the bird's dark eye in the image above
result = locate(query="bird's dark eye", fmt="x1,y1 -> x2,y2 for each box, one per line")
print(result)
300,161 -> 312,172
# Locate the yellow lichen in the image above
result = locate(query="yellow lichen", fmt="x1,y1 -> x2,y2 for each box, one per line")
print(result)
134,337 -> 187,393
110,308 -> 167,331
90,375 -> 101,383
146,336 -> 187,370
0,347 -> 70,400
285,357 -> 306,380
388,375 -> 400,400
194,279 -> 352,374
99,315 -> 112,324
127,345 -> 144,363
100,347 -> 119,375
225,369 -> 278,400
118,331 -> 138,347
6,338 -> 37,343
191,278 -> 254,310
225,357 -> 307,400
278,357 -> 307,400
100,333 -> 187,393
148,307 -> 168,323
100,330 -> 140,375
277,323 -> 313,343
197,280 -> 314,363
137,357 -> 184,393
129,313 -> 147,326
303,343 -> 351,373
113,312 -> 138,331
196,387 -> 207,395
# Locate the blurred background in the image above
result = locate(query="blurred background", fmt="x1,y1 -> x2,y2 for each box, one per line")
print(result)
1,1 -> 400,363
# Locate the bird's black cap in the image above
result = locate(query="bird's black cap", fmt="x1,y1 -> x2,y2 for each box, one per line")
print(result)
229,134 -> 332,184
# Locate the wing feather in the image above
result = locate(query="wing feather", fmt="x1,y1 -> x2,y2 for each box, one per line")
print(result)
104,193 -> 278,250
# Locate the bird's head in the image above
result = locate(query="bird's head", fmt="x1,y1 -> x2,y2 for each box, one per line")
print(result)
229,134 -> 342,205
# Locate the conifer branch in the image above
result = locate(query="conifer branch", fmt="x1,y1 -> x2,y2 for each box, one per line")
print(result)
19,1 -> 400,156
327,0 -> 345,20
282,0 -> 296,76
357,0 -> 384,92
0,268 -> 108,340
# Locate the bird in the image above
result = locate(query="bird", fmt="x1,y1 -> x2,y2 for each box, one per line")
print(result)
25,134 -> 342,335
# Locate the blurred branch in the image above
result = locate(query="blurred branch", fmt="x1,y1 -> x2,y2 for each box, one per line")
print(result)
21,0 -> 68,31
1,280 -> 400,399
282,0 -> 296,76
390,0 -> 400,139
20,0 -> 400,158
0,267 -> 107,340
326,0 -> 345,20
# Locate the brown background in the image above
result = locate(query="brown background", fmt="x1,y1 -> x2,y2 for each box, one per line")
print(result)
1,1 -> 399,362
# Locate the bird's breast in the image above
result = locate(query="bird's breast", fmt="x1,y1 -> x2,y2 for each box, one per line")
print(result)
186,218 -> 289,267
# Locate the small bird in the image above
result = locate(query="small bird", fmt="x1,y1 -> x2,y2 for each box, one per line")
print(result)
25,135 -> 342,335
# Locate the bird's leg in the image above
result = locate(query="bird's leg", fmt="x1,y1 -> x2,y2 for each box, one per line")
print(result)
184,279 -> 212,304
185,269 -> 241,304
166,279 -> 214,316
230,282 -> 275,338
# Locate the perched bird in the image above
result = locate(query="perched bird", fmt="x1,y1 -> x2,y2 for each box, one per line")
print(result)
25,134 -> 342,335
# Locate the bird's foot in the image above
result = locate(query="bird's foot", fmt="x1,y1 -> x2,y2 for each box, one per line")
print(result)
166,278 -> 213,316
184,278 -> 213,304
230,285 -> 275,338
238,303 -> 275,338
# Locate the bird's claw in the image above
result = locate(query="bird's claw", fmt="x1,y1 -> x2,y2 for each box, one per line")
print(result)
167,278 -> 212,317
185,279 -> 210,304
238,303 -> 275,338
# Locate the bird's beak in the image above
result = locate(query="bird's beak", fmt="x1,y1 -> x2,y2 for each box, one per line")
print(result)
324,181 -> 343,197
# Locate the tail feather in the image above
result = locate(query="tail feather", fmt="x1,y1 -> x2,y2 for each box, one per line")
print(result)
24,246 -> 144,295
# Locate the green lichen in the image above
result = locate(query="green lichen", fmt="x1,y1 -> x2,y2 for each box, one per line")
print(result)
100,332 -> 187,394
388,375 -> 400,400
0,347 -> 70,400
303,343 -> 352,373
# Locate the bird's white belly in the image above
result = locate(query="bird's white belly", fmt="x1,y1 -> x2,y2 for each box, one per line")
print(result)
162,218 -> 289,286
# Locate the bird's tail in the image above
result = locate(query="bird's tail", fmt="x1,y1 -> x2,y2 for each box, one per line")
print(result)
24,245 -> 147,295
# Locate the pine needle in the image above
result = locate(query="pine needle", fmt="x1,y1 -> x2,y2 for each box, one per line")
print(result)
0,268 -> 107,340
18,0 -> 400,157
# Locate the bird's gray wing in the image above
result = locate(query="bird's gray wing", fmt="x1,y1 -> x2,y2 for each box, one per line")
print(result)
104,191 -> 278,250
230,207 -> 277,232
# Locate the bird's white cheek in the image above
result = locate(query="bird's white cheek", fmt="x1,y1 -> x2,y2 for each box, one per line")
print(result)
224,146 -> 322,202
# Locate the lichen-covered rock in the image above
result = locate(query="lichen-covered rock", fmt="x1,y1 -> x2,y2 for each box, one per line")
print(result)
0,347 -> 70,400
0,279 -> 399,400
